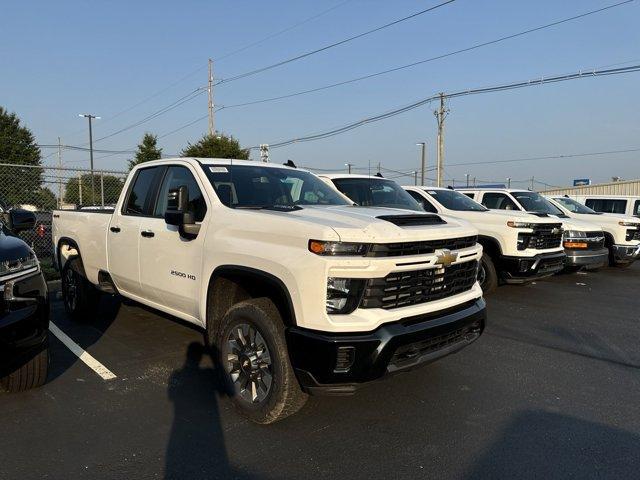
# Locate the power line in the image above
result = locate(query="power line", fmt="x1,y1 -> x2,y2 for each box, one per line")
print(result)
254,64 -> 640,149
218,0 -> 456,85
219,0 -> 634,110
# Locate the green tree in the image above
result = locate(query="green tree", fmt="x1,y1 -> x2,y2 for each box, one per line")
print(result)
0,106 -> 43,207
64,174 -> 124,206
181,133 -> 249,159
128,132 -> 162,170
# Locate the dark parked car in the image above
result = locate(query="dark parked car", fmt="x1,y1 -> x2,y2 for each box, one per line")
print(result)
0,206 -> 49,392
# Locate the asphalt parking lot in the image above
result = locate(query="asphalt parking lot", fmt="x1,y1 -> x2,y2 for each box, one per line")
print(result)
2,265 -> 639,480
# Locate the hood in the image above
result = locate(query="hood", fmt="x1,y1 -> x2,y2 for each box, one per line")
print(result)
481,209 -> 564,224
574,212 -> 640,227
0,229 -> 33,263
557,216 -> 602,232
258,205 -> 478,243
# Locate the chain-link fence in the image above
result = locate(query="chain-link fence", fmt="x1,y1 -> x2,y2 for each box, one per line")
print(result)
0,163 -> 127,264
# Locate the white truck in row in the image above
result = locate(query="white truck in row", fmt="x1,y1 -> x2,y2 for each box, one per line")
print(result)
52,158 -> 487,423
320,175 -> 567,294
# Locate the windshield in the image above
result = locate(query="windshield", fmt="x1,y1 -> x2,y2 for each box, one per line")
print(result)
331,178 -> 422,211
426,189 -> 487,211
202,165 -> 350,209
553,197 -> 600,215
512,191 -> 565,216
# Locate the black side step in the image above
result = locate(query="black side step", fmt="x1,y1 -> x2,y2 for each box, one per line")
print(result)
97,271 -> 118,294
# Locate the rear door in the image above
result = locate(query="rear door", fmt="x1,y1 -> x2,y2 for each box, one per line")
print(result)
138,164 -> 209,319
107,166 -> 163,297
479,192 -> 519,211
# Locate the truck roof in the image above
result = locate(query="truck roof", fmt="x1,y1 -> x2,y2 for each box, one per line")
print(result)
319,173 -> 389,180
134,157 -> 300,171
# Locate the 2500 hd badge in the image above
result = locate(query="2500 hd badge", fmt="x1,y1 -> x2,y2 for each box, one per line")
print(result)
171,270 -> 196,281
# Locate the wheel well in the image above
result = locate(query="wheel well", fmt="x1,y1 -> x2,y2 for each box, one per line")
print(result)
206,266 -> 296,341
56,237 -> 80,273
477,235 -> 502,259
602,231 -> 614,247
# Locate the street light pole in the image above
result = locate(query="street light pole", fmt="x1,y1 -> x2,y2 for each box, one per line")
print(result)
79,113 -> 100,203
416,142 -> 426,186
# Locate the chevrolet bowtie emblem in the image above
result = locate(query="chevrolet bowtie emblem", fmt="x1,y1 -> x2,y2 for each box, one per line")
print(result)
435,249 -> 458,267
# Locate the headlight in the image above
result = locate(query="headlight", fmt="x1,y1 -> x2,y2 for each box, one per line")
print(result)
326,277 -> 365,314
563,230 -> 586,239
0,253 -> 39,281
507,221 -> 535,229
309,240 -> 370,256
619,221 -> 640,227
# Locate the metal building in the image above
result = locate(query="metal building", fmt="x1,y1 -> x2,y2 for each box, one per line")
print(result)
542,179 -> 640,196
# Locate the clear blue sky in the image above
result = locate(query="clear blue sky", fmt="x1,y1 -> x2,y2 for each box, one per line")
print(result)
2,0 -> 639,188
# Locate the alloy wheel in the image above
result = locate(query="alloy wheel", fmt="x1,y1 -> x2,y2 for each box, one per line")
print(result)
63,267 -> 78,312
225,323 -> 273,404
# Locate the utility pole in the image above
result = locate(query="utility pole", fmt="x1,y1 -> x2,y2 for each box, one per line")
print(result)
79,113 -> 100,203
416,142 -> 426,185
530,176 -> 535,191
507,177 -> 511,188
414,171 -> 418,186
57,137 -> 63,208
434,93 -> 448,187
345,163 -> 353,174
465,173 -> 469,187
377,162 -> 381,175
208,58 -> 215,136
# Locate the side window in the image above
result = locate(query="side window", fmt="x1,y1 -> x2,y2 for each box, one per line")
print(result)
154,166 -> 207,221
634,200 -> 640,217
407,190 -> 437,213
481,193 -> 518,210
463,193 -> 475,199
585,198 -> 626,214
124,167 -> 159,216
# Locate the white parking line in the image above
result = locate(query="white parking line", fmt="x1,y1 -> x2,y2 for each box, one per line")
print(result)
49,322 -> 117,381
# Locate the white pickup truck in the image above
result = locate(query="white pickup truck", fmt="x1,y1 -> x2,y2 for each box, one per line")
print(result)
546,196 -> 640,266
52,158 -> 486,423
318,174 -> 566,294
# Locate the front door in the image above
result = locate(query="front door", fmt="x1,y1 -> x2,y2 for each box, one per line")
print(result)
138,164 -> 209,319
107,166 -> 162,297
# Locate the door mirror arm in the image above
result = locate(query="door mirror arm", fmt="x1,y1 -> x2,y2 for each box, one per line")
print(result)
163,185 -> 200,239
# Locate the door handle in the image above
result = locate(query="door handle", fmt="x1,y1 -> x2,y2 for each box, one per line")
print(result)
110,226 -> 121,233
141,230 -> 155,238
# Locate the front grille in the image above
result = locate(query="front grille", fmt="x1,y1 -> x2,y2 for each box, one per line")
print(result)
360,260 -> 478,310
389,321 -> 482,369
367,235 -> 477,257
519,223 -> 562,250
626,229 -> 640,242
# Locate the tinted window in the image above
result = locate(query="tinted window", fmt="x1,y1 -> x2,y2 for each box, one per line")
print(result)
203,165 -> 349,208
155,166 -> 207,221
634,200 -> 640,217
585,198 -> 627,214
332,178 -> 422,211
512,191 -> 564,215
427,189 -> 487,211
407,190 -> 436,212
481,193 -> 519,210
463,193 -> 476,199
124,167 -> 158,215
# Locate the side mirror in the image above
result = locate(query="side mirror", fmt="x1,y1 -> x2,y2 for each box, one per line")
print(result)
8,208 -> 36,233
164,185 -> 201,238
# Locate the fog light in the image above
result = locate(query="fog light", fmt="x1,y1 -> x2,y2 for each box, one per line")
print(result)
518,260 -> 531,272
334,346 -> 356,373
326,277 -> 365,314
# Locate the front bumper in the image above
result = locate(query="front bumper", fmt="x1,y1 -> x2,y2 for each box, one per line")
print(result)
286,298 -> 485,395
500,252 -> 566,284
564,248 -> 609,269
0,272 -> 50,377
612,244 -> 640,264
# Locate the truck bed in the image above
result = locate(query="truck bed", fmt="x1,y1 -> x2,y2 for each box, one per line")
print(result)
52,209 -> 112,284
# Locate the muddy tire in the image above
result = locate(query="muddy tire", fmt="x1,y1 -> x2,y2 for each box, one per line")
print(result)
217,297 -> 307,424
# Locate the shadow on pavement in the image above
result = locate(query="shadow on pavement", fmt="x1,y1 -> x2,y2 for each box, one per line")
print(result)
165,341 -> 256,480
466,410 -> 640,479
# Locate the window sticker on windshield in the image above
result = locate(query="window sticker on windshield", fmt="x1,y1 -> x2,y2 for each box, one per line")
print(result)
209,166 -> 228,173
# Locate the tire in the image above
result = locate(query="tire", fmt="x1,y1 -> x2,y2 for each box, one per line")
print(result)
1,343 -> 49,393
61,257 -> 100,321
478,253 -> 498,294
216,297 -> 307,424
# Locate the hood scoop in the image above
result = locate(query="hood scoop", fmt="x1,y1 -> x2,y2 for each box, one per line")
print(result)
376,214 -> 445,227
